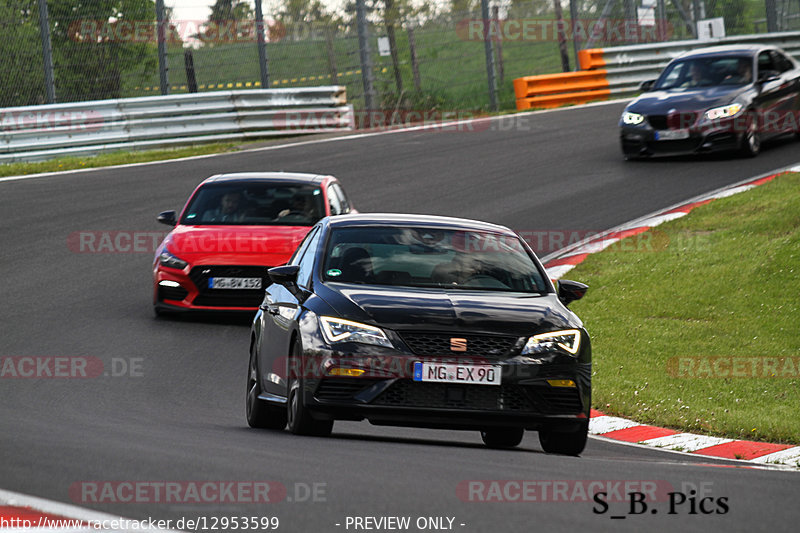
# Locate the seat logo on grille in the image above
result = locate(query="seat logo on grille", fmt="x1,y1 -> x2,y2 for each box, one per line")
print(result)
450,338 -> 467,352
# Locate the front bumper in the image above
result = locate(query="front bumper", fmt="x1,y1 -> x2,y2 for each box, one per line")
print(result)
298,356 -> 591,431
620,121 -> 743,158
153,264 -> 268,312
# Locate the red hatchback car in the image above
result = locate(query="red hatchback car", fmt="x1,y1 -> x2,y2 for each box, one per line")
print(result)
153,172 -> 355,314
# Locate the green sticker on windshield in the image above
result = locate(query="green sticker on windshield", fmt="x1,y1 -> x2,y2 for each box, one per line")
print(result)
327,269 -> 342,277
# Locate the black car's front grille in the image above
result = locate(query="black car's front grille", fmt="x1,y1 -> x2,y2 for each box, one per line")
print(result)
647,115 -> 668,130
158,285 -> 188,302
372,380 -> 533,411
189,265 -> 268,307
648,113 -> 699,131
398,332 -> 519,357
315,379 -> 381,402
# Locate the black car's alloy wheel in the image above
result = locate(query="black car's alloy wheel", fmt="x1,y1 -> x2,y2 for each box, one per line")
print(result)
287,343 -> 333,437
246,345 -> 287,429
740,114 -> 761,157
481,428 -> 524,449
538,422 -> 589,456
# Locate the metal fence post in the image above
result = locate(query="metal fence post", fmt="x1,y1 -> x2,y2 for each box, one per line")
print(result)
356,0 -> 377,114
255,0 -> 271,89
765,0 -> 779,32
37,0 -> 56,104
569,0 -> 580,71
156,0 -> 169,95
480,0 -> 498,111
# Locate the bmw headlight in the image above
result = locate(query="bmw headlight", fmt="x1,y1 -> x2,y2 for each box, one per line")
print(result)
159,250 -> 188,270
622,112 -> 645,125
319,316 -> 393,348
703,103 -> 743,121
521,329 -> 581,356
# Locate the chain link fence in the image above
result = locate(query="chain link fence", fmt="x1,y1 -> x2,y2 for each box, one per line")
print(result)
1,0 -> 797,112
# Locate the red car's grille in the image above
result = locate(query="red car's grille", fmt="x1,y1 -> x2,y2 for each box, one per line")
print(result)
188,265 -> 268,308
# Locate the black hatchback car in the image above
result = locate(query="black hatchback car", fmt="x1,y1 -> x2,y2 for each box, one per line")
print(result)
620,44 -> 800,158
246,214 -> 591,455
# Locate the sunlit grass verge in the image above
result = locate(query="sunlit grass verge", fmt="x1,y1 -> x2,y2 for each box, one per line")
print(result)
569,172 -> 800,444
0,143 -> 243,178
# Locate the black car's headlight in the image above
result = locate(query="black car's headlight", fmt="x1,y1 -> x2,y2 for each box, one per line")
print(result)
521,329 -> 581,356
622,112 -> 645,125
159,250 -> 188,270
703,103 -> 743,121
319,316 -> 393,348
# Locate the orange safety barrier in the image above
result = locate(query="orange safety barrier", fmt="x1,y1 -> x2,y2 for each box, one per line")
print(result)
513,69 -> 610,110
578,48 -> 606,70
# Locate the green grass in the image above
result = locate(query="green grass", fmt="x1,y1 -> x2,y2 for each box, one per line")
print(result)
568,172 -> 800,444
0,143 -> 241,178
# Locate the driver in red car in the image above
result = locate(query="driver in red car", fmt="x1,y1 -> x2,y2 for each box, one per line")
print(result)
202,191 -> 246,223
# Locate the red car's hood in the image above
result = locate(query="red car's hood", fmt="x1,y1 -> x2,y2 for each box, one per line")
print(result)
166,224 -> 311,266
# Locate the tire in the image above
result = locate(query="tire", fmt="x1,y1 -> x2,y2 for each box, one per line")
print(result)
481,428 -> 524,449
538,422 -> 589,456
739,115 -> 761,157
246,344 -> 287,429
286,342 -> 333,437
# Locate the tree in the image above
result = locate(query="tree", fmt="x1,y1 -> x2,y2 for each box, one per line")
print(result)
0,1 -> 45,106
48,0 -> 157,102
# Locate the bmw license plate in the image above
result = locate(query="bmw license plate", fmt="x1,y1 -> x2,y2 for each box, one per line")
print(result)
209,277 -> 262,289
413,362 -> 501,386
655,129 -> 689,140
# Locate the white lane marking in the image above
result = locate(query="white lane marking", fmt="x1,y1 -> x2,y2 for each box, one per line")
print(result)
706,184 -> 756,199
0,488 -> 177,533
749,446 -> 800,465
641,433 -> 734,452
546,264 -> 577,279
618,211 -> 687,231
589,415 -> 640,434
0,98 -> 634,184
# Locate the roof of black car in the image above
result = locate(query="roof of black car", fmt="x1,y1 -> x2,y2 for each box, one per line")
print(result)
327,213 -> 514,234
677,44 -> 763,59
202,172 -> 329,184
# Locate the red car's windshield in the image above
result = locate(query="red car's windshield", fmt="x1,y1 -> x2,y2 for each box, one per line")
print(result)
181,183 -> 325,226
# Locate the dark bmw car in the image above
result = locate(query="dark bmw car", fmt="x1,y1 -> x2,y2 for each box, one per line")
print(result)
620,44 -> 800,158
246,214 -> 592,455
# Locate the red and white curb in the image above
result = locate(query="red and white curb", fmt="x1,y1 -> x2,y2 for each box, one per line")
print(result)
0,488 -> 175,532
543,165 -> 800,469
589,410 -> 800,468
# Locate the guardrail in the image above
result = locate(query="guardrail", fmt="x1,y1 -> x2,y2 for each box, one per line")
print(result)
0,87 -> 353,163
514,32 -> 800,111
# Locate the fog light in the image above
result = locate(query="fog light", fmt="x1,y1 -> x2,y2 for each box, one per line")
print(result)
328,368 -> 365,377
547,379 -> 576,388
158,280 -> 181,288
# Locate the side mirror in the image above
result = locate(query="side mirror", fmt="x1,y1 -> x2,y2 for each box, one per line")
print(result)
157,210 -> 177,226
268,264 -> 304,299
557,279 -> 588,306
638,79 -> 655,92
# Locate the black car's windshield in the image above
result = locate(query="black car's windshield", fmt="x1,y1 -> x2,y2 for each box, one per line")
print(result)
180,183 -> 325,226
655,56 -> 753,90
322,226 -> 548,293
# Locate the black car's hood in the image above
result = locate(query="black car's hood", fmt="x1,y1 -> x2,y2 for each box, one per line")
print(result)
629,85 -> 748,115
321,283 -> 579,336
